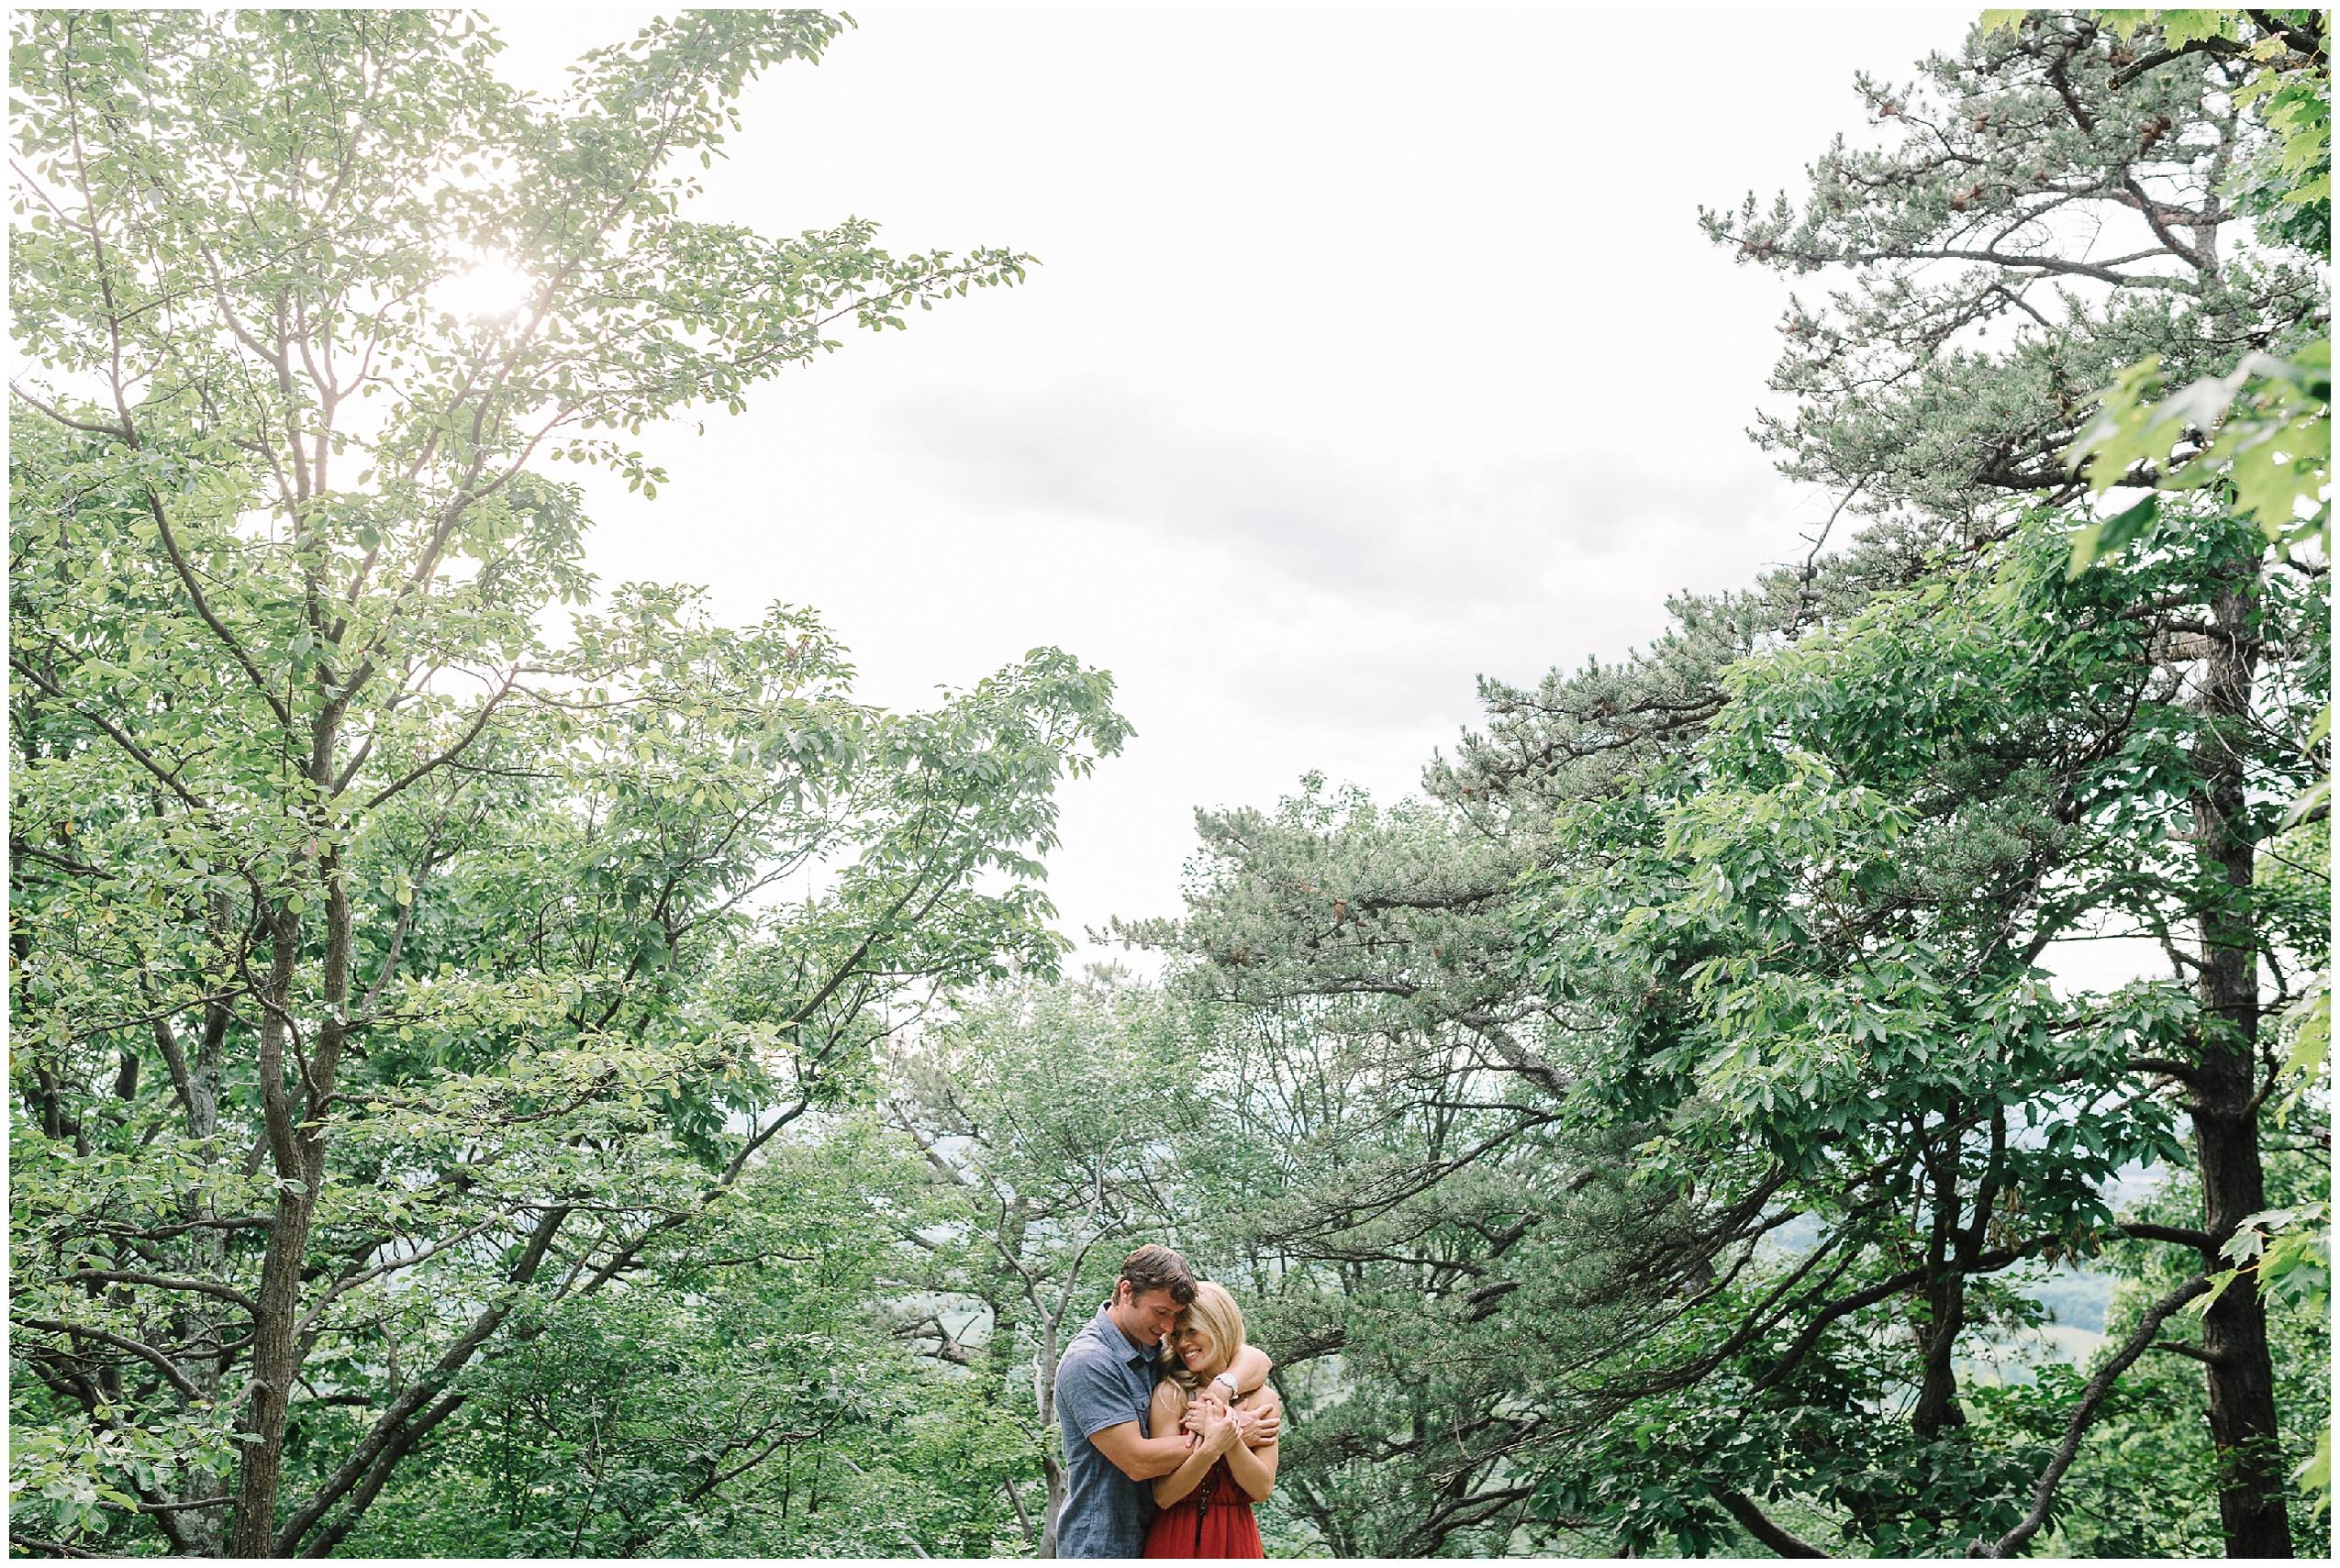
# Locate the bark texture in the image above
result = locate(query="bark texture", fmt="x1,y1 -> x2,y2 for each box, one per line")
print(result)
2186,576 -> 2290,1558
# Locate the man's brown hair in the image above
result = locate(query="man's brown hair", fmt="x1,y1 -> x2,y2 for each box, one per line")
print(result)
1118,1243 -> 1196,1305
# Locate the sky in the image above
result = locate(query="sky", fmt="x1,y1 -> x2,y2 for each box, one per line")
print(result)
482,6 -> 1974,964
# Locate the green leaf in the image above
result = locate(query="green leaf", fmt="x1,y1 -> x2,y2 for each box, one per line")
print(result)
2296,1426 -> 2332,1516
2158,12 -> 2239,50
2066,495 -> 2158,577
2279,986 -> 2328,1086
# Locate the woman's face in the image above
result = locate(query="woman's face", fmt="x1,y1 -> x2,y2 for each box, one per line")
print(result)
1170,1317 -> 1221,1379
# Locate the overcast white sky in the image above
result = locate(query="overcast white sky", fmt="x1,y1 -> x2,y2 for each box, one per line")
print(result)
485,6 -> 1969,962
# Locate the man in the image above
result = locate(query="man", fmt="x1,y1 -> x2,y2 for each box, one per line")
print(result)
1053,1245 -> 1277,1559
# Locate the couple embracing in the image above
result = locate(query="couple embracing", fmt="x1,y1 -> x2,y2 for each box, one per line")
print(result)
1053,1245 -> 1282,1559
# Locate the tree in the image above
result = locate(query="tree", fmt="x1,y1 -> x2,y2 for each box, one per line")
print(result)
9,10 -> 1123,1556
1511,499 -> 2324,1553
1703,9 -> 2324,548
1623,12 -> 2331,1551
1962,1142 -> 2329,1555
1098,13 -> 2329,1556
1121,11 -> 2329,1556
2034,10 -> 2331,1550
306,1118 -> 1032,1559
1088,10 -> 2331,1556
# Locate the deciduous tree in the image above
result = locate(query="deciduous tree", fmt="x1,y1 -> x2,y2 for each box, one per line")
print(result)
8,10 -> 1120,1557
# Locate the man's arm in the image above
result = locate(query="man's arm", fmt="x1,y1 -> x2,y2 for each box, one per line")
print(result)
1057,1340 -> 1178,1484
1222,1391 -> 1282,1496
1224,1343 -> 1273,1396
1089,1418 -> 1194,1483
1203,1346 -> 1277,1448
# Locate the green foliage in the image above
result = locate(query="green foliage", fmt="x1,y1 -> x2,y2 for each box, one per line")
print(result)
1092,422 -> 2326,1558
1082,781 -> 1670,1556
2194,1200 -> 2332,1325
7,9 -> 1115,1556
6,1395 -> 240,1543
1982,9 -> 2332,256
1962,1148 -> 2332,1555
316,1124 -> 1032,1558
2066,342 -> 2331,572
2037,16 -> 2333,1530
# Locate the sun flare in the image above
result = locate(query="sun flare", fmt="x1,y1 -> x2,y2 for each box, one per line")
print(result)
433,258 -> 533,324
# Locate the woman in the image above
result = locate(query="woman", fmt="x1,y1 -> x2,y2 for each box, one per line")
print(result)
1142,1281 -> 1279,1559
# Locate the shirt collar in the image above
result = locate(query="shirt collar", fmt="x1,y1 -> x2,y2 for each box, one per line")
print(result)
1093,1304 -> 1160,1363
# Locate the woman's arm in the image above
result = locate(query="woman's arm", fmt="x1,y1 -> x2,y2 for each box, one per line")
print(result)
1148,1377 -> 1187,1450
1220,1390 -> 1280,1502
1152,1387 -> 1234,1508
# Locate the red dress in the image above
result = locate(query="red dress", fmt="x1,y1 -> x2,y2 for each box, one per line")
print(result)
1142,1457 -> 1264,1559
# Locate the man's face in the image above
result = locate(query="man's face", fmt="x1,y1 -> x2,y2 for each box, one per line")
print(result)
1113,1282 -> 1185,1346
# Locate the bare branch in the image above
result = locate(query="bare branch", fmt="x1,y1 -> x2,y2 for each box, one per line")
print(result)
15,1317 -> 205,1402
1715,1485 -> 1831,1557
1972,1274 -> 2211,1558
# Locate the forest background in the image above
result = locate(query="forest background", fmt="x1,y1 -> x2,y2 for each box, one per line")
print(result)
7,5 -> 2331,1561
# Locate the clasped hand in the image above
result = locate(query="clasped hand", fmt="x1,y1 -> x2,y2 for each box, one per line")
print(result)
1179,1389 -> 1278,1451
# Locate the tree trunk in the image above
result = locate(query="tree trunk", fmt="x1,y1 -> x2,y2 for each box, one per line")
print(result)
155,967 -> 235,1555
230,912 -> 310,1556
2187,573 -> 2291,1558
1036,1309 -> 1064,1559
230,845 -> 355,1557
1910,1270 -> 1969,1440
1911,1129 -> 1969,1440
1040,1453 -> 1066,1560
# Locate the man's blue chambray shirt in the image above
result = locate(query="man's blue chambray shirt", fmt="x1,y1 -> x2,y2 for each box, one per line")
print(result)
1053,1305 -> 1162,1559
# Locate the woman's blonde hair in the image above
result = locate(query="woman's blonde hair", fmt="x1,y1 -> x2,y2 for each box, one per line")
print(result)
1162,1280 -> 1246,1394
